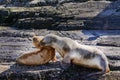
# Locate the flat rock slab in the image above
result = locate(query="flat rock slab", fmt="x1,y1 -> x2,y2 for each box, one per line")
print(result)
0,29 -> 120,80
96,35 -> 120,47
1,1 -> 120,30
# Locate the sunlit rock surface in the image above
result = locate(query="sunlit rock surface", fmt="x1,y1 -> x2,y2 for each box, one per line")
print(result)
0,0 -> 120,30
0,28 -> 120,80
0,0 -> 120,80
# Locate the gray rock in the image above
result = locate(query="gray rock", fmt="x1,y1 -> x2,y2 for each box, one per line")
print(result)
16,17 -> 56,29
0,29 -> 120,80
96,35 -> 120,47
1,1 -> 120,30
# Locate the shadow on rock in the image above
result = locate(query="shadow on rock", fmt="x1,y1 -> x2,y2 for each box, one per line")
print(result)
0,61 -> 108,80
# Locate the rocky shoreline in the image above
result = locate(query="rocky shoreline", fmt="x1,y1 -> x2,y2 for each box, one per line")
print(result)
0,28 -> 120,80
0,0 -> 120,80
0,0 -> 120,30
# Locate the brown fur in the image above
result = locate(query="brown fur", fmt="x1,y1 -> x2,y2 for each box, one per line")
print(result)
32,36 -> 57,62
16,36 -> 57,66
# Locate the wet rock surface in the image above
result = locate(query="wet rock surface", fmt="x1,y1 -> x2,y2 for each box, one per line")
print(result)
0,28 -> 120,80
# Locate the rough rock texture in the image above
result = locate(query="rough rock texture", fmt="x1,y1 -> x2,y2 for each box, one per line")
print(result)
0,27 -> 120,80
0,0 -> 120,80
0,0 -> 120,30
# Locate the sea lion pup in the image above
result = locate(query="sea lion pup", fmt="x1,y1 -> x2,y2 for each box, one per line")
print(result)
32,36 -> 57,62
40,34 -> 110,76
16,36 -> 57,66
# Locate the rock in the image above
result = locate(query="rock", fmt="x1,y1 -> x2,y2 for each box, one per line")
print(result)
16,17 -> 56,29
96,35 -> 120,47
0,0 -> 91,7
0,29 -> 120,80
0,30 -> 35,37
0,9 -> 9,24
1,1 -> 120,30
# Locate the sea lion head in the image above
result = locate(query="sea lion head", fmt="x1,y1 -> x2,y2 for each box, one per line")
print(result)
33,36 -> 44,48
40,34 -> 58,47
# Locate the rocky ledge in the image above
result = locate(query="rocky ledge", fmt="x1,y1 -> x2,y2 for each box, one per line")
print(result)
0,0 -> 120,30
0,0 -> 120,80
0,28 -> 120,80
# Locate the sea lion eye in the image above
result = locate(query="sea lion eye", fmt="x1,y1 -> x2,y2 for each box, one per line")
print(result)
33,37 -> 37,41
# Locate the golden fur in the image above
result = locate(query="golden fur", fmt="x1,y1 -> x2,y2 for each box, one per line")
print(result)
16,36 -> 57,66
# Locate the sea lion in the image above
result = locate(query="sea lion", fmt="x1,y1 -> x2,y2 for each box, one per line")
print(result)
16,36 -> 57,66
40,34 -> 110,76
